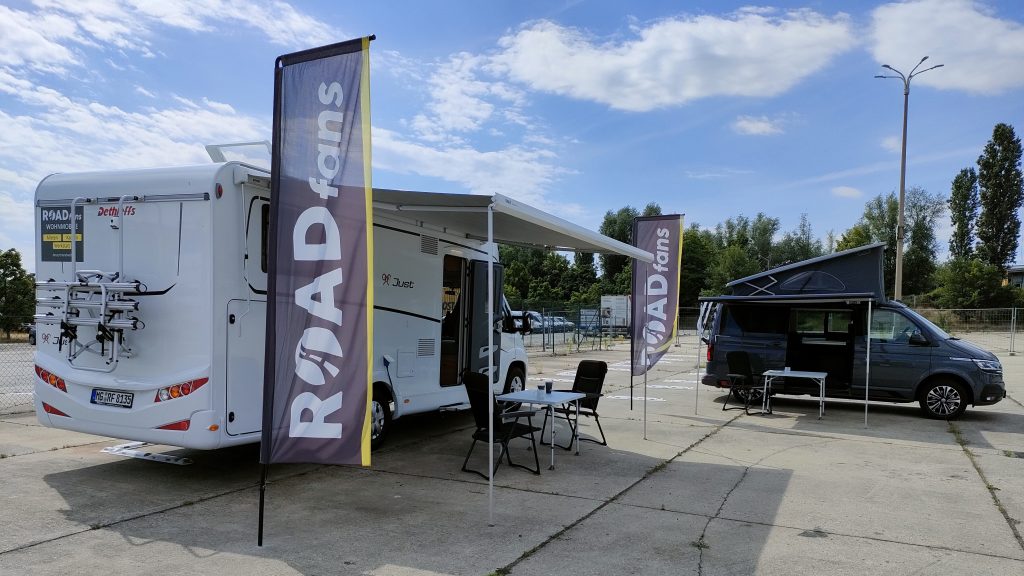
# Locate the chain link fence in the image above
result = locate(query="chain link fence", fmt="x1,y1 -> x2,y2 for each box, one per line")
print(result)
1,321 -> 35,414
914,308 -> 1020,354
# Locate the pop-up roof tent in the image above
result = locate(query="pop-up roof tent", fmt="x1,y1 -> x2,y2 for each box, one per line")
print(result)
709,241 -> 887,303
699,242 -> 888,426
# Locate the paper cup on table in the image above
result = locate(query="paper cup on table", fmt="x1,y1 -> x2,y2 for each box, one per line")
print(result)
544,381 -> 553,394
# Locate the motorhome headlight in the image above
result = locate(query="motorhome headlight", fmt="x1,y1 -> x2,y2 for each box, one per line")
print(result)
972,359 -> 1002,373
155,377 -> 209,402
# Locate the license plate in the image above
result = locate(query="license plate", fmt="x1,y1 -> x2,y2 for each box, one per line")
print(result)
91,389 -> 134,408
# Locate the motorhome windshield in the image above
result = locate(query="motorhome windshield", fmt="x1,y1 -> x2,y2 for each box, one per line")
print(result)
902,307 -> 953,340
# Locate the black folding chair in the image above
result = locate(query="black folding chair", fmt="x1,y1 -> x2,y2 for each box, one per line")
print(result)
461,371 -> 541,479
722,351 -> 764,414
543,359 -> 609,448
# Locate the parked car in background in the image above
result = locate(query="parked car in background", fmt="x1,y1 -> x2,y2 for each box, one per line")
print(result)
554,316 -> 575,332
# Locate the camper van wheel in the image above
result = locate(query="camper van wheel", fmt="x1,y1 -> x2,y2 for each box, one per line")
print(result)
502,365 -> 526,411
371,386 -> 392,450
919,379 -> 968,420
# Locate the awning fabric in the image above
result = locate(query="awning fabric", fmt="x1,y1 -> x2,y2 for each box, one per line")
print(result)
373,189 -> 654,263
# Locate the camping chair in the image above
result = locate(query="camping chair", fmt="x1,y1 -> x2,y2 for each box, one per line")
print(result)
722,351 -> 764,414
461,371 -> 541,479
543,359 -> 609,448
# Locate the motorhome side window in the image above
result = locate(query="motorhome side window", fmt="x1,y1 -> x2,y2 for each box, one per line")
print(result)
720,306 -> 788,336
870,310 -> 920,343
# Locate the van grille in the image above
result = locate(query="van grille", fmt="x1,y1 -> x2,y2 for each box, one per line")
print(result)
420,235 -> 438,255
417,339 -> 435,357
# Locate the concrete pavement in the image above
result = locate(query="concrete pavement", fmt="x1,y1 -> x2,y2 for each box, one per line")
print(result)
1,340 -> 1022,575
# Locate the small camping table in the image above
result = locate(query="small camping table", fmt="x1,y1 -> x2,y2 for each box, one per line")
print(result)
761,370 -> 828,419
497,389 -> 585,470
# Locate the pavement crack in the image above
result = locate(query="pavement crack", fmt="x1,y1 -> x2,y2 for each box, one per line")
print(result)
495,412 -> 742,575
948,421 -> 1024,553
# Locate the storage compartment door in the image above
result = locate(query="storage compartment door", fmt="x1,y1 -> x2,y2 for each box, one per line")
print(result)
226,299 -> 266,435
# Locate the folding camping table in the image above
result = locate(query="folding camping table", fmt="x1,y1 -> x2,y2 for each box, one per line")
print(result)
497,389 -> 585,470
761,370 -> 828,419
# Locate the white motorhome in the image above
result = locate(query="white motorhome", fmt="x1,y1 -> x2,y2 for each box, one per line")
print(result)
32,162 -> 532,450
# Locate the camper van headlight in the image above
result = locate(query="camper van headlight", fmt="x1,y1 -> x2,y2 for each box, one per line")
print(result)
155,377 -> 209,402
972,359 -> 1002,373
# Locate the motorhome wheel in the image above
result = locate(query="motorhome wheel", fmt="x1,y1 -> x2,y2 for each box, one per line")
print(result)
502,366 -> 526,411
371,387 -> 392,450
919,379 -> 967,420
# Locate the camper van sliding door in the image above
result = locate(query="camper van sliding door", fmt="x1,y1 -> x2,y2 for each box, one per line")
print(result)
468,260 -> 503,381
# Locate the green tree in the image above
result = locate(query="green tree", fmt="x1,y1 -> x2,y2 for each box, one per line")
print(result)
930,258 -> 1018,309
749,213 -> 780,268
597,202 -> 660,288
679,224 -> 718,306
976,123 -> 1023,271
705,245 -> 758,296
773,214 -> 823,265
903,187 -> 946,296
0,249 -> 35,339
834,188 -> 944,297
566,252 -> 598,298
948,167 -> 979,259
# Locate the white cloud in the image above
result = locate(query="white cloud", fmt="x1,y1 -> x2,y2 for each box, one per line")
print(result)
0,72 -> 269,265
489,9 -> 855,111
409,53 -> 526,144
732,115 -> 785,136
871,0 -> 1024,94
372,127 -> 578,216
11,0 -> 335,71
881,135 -> 901,153
832,186 -> 863,198
0,6 -> 82,73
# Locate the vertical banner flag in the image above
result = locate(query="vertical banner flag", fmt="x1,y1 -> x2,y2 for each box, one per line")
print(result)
631,215 -> 684,376
261,37 -> 374,466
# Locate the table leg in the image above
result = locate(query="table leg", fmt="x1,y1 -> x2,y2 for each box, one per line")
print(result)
574,400 -> 580,456
819,378 -> 825,419
549,405 -> 555,470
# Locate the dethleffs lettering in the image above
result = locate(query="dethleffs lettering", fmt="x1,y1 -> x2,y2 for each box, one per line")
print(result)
644,227 -> 673,347
288,80 -> 348,440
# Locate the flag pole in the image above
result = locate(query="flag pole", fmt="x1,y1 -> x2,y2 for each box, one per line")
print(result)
258,463 -> 268,546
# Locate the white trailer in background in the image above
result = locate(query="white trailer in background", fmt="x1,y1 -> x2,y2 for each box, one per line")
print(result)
33,159 -> 651,451
601,294 -> 632,334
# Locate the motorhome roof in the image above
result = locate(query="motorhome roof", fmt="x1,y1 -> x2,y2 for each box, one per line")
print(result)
373,189 -> 654,263
34,162 -> 654,263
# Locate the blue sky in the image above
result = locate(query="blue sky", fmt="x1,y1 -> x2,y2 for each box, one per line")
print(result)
2,0 -> 1024,271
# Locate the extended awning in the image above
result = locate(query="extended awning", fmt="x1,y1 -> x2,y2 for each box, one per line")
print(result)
373,189 -> 654,262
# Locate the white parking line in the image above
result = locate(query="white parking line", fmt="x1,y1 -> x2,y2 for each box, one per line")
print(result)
605,395 -> 666,402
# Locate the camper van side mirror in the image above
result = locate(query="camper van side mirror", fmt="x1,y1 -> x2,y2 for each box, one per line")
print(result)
908,332 -> 929,346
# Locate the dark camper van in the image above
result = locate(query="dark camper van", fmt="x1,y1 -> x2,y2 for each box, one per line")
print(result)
700,244 -> 1006,419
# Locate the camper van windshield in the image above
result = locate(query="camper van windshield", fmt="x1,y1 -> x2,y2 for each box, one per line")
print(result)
902,307 -> 952,340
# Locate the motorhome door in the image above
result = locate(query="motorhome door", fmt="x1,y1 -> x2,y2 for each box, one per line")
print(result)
468,260 -> 503,382
226,186 -> 268,435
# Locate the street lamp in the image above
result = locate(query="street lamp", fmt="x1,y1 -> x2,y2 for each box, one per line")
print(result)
875,56 -> 943,301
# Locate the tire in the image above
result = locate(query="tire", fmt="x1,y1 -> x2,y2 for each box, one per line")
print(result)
919,379 -> 968,420
370,386 -> 392,451
502,365 -> 526,412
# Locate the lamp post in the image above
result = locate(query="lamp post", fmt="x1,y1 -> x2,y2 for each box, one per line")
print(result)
875,56 -> 943,301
